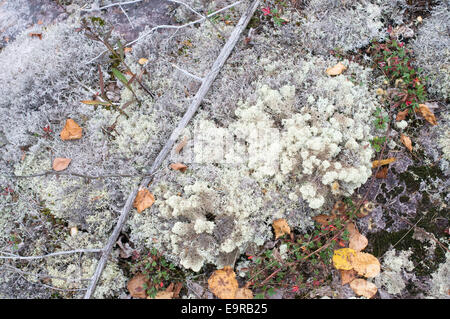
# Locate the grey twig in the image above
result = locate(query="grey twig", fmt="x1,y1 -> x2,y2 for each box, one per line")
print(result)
83,0 -> 260,299
81,0 -> 143,12
0,249 -> 103,260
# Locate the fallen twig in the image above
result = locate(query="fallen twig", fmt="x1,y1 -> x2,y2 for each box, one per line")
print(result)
0,248 -> 103,260
83,0 -> 260,299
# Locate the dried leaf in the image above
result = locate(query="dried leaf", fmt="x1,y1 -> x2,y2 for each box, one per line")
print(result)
345,222 -> 359,237
52,157 -> 71,171
272,218 -> 291,239
326,62 -> 347,76
331,181 -> 339,192
138,58 -> 148,65
234,288 -> 253,299
124,47 -> 132,53
313,214 -> 337,227
400,134 -> 412,152
29,32 -> 42,40
350,252 -> 381,278
170,163 -> 187,172
396,109 -> 409,121
60,119 -> 82,140
127,273 -> 148,299
173,282 -> 183,298
340,269 -> 356,285
133,188 -> 155,213
417,104 -> 437,125
81,100 -> 112,106
175,136 -> 188,154
153,291 -> 174,299
208,266 -> 239,299
349,279 -> 377,299
332,248 -> 357,271
70,226 -> 78,237
375,166 -> 388,179
349,232 -> 368,252
372,157 -> 396,168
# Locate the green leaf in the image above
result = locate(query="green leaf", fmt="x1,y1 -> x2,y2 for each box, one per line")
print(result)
111,68 -> 132,91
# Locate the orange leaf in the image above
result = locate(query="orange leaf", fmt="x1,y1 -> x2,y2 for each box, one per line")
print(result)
208,266 -> 239,299
170,163 -> 187,172
396,109 -> 409,121
375,166 -> 388,179
349,232 -> 368,252
400,134 -> 412,152
29,33 -> 42,40
417,104 -> 437,125
52,157 -> 71,171
127,273 -> 148,299
340,269 -> 356,285
313,214 -> 337,227
153,291 -> 174,299
372,157 -> 396,168
133,188 -> 155,213
60,119 -> 82,140
272,218 -> 291,239
234,287 -> 253,299
349,279 -> 377,298
138,58 -> 148,65
326,62 -> 347,76
350,252 -> 381,278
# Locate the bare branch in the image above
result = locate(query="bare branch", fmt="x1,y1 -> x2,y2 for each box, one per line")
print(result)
0,248 -> 103,260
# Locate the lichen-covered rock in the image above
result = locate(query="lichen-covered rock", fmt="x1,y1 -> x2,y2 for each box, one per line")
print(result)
411,2 -> 450,101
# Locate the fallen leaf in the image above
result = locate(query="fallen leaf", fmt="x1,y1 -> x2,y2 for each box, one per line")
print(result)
350,252 -> 381,278
52,157 -> 71,171
332,248 -> 357,271
37,20 -> 43,25
396,109 -> 409,121
331,181 -> 339,192
272,218 -> 291,239
29,32 -> 42,40
124,47 -> 132,53
372,157 -> 396,168
345,223 -> 359,237
349,232 -> 368,252
175,136 -> 188,154
133,187 -> 155,213
81,100 -> 112,106
400,134 -> 412,152
153,291 -> 174,299
173,282 -> 183,298
313,214 -> 337,227
208,266 -> 239,299
340,269 -> 356,285
127,273 -> 148,299
375,166 -> 388,179
60,119 -> 82,140
326,62 -> 347,76
170,163 -> 187,172
349,279 -> 377,299
417,104 -> 437,125
234,288 -> 253,299
70,226 -> 78,237
138,58 -> 148,65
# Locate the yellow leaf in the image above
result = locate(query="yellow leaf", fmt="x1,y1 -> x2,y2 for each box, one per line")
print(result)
127,273 -> 148,299
60,119 -> 82,140
349,232 -> 368,252
349,279 -> 378,298
170,163 -> 187,172
350,252 -> 381,278
340,269 -> 356,285
326,62 -> 347,76
332,248 -> 357,270
133,187 -> 155,213
234,288 -> 253,299
272,218 -> 291,239
417,104 -> 437,125
208,266 -> 239,299
372,157 -> 396,168
52,157 -> 71,171
400,134 -> 412,152
138,58 -> 148,65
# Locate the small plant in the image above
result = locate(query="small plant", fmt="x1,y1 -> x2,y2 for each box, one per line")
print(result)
373,107 -> 389,130
261,5 -> 288,27
370,37 -> 427,112
129,248 -> 185,298
371,136 -> 386,153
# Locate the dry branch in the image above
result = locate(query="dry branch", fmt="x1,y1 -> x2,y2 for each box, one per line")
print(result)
83,0 -> 260,299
